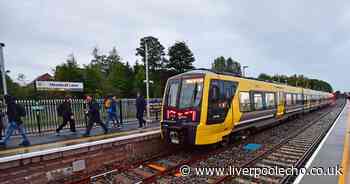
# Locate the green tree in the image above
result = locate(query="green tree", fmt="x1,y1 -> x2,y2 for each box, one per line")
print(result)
136,36 -> 165,71
54,54 -> 84,82
226,57 -> 242,75
166,41 -> 195,73
212,56 -> 226,72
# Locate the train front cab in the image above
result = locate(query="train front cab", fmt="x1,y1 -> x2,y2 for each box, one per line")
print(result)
161,72 -> 239,145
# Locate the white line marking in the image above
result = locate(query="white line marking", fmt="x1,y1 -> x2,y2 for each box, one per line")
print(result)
0,130 -> 160,163
293,103 -> 347,184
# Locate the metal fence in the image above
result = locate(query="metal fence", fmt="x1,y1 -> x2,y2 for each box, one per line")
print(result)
0,98 -> 162,135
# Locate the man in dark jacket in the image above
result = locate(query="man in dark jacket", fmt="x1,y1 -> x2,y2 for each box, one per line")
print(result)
0,95 -> 30,147
56,96 -> 76,135
84,95 -> 108,136
136,92 -> 146,128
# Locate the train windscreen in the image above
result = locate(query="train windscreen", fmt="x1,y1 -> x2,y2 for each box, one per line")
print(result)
164,77 -> 203,122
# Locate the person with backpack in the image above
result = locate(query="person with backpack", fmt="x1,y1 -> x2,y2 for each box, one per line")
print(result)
0,95 -> 31,147
104,95 -> 120,129
56,96 -> 76,135
84,95 -> 108,136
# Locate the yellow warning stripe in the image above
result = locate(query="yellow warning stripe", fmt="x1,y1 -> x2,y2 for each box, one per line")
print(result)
339,105 -> 350,184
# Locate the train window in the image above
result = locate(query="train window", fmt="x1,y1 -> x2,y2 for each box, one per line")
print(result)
265,93 -> 276,108
179,78 -> 203,109
207,80 -> 237,124
293,94 -> 297,104
166,82 -> 179,107
297,94 -> 303,104
286,93 -> 292,106
240,92 -> 251,112
253,93 -> 264,110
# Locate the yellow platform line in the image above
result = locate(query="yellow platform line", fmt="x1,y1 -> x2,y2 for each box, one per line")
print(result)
0,127 -> 160,158
339,105 -> 350,184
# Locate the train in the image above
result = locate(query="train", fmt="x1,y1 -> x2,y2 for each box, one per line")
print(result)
160,69 -> 334,145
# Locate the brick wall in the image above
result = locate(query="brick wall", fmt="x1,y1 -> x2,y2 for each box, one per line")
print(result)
0,133 -> 171,184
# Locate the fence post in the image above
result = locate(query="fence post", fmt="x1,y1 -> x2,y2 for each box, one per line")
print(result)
35,100 -> 41,134
119,100 -> 123,125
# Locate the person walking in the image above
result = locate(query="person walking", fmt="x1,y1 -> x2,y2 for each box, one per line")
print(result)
0,95 -> 31,147
84,95 -> 108,136
0,98 -> 5,140
56,96 -> 76,135
136,92 -> 146,128
104,95 -> 120,129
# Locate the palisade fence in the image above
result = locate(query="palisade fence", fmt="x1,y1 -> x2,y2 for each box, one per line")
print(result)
0,98 -> 162,135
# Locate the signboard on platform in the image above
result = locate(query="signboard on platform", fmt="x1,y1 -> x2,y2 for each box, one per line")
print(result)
35,81 -> 84,92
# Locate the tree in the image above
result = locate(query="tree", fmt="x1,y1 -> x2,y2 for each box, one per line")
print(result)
166,41 -> 195,73
226,57 -> 242,75
17,73 -> 26,86
212,56 -> 242,75
136,36 -> 165,71
212,56 -> 226,72
54,54 -> 84,82
257,73 -> 333,92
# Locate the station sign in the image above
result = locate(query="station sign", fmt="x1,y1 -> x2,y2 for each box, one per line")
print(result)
35,81 -> 84,92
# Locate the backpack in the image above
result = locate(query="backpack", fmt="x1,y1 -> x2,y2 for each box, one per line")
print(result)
16,104 -> 26,117
57,104 -> 64,116
104,99 -> 111,109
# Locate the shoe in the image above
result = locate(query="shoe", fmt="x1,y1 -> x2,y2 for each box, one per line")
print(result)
104,129 -> 108,134
83,133 -> 90,137
19,141 -> 31,147
56,129 -> 60,136
0,142 -> 6,147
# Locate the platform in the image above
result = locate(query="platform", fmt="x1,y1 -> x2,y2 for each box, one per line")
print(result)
0,120 -> 160,158
293,101 -> 349,184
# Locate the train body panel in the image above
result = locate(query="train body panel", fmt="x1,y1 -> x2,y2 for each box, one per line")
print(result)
161,70 -> 334,145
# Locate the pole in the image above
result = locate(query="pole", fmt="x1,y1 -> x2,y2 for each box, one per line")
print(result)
145,42 -> 150,124
0,43 -> 7,95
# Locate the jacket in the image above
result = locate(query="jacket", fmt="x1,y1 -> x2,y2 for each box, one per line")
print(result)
88,100 -> 101,121
7,102 -> 23,124
136,96 -> 146,117
58,101 -> 73,118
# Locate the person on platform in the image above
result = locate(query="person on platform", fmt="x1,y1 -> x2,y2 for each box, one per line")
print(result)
136,92 -> 146,128
56,96 -> 76,135
0,99 -> 5,140
104,95 -> 120,129
84,95 -> 108,136
0,95 -> 31,147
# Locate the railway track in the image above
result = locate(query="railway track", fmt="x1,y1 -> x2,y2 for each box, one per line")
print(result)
86,100 -> 345,184
216,101 -> 346,184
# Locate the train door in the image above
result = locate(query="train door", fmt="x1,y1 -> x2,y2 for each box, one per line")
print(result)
206,79 -> 237,137
276,91 -> 285,117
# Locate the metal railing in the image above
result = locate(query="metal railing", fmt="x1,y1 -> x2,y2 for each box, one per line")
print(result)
0,98 -> 162,135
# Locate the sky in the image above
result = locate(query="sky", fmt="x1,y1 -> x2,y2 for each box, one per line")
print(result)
0,0 -> 349,91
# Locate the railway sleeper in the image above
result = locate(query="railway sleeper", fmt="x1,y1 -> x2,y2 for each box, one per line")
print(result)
271,152 -> 300,160
266,155 -> 298,164
261,159 -> 293,168
281,146 -> 308,152
279,147 -> 306,153
277,150 -> 304,157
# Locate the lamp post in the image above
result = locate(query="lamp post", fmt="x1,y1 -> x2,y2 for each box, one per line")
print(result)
242,66 -> 248,77
145,42 -> 151,124
0,43 -> 7,95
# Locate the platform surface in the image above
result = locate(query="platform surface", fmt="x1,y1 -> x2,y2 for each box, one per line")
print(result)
295,101 -> 349,184
0,120 -> 160,158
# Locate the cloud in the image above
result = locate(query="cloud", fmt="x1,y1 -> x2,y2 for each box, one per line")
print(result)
0,0 -> 349,91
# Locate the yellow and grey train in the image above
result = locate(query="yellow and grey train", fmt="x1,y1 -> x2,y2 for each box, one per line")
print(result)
160,69 -> 334,145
